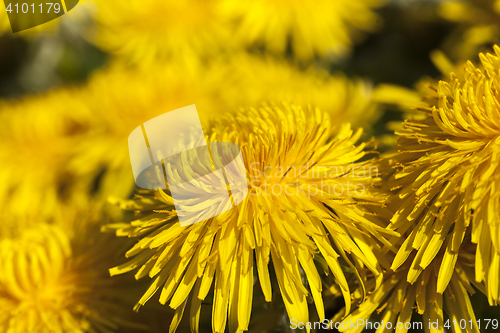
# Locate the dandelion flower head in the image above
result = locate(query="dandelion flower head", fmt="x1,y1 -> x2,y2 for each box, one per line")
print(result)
0,88 -> 91,217
220,0 -> 383,62
390,45 -> 500,305
106,103 -> 397,332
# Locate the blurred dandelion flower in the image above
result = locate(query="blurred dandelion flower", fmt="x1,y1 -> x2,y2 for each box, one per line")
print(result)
92,0 -> 231,66
70,61 -> 226,200
338,243 -> 483,333
439,0 -> 500,61
222,54 -> 382,130
0,213 -> 143,332
220,0 -> 383,62
390,45 -> 500,305
105,103 -> 397,332
0,89 -> 91,217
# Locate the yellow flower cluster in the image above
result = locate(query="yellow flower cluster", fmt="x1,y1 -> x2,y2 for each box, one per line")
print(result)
0,42 -> 385,333
0,56 -> 381,208
2,1 -> 500,332
91,0 -> 382,64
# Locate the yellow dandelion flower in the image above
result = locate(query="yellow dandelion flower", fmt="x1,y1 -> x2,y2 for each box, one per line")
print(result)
389,45 -> 500,305
220,0 -> 383,62
0,212 -> 145,332
439,0 -> 500,61
105,103 -> 398,332
0,88 -> 91,217
92,0 -> 231,66
337,243 -> 483,333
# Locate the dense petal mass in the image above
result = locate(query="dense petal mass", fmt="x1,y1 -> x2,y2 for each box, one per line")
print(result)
106,103 -> 397,332
0,212 -> 143,333
390,45 -> 500,305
